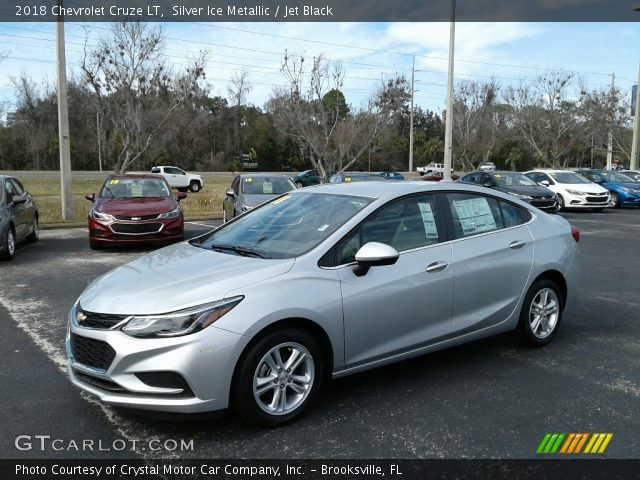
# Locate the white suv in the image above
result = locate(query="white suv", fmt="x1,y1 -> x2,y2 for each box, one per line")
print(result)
151,166 -> 204,192
417,163 -> 452,175
524,169 -> 610,211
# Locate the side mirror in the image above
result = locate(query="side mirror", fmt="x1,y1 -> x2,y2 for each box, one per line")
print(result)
539,180 -> 550,187
225,189 -> 237,198
85,193 -> 95,203
11,196 -> 27,206
353,242 -> 399,277
176,192 -> 187,201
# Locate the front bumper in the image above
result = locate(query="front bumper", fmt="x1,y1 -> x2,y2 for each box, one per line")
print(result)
619,191 -> 640,206
564,192 -> 611,209
66,320 -> 250,413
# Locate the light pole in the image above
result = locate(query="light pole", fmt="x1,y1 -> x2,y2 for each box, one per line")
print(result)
56,0 -> 74,220
631,4 -> 640,170
409,56 -> 415,175
443,0 -> 456,181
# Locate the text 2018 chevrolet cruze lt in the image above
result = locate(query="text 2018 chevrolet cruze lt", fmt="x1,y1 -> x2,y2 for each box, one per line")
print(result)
67,182 -> 580,425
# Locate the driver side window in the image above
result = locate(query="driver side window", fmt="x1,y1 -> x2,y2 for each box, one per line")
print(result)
337,195 -> 440,265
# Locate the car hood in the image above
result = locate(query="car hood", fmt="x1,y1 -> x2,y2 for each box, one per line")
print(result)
561,184 -> 608,194
78,242 -> 295,314
94,197 -> 177,216
501,185 -> 554,197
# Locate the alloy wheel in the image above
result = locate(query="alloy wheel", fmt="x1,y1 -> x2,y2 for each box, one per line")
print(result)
7,230 -> 15,256
252,342 -> 315,416
529,288 -> 560,339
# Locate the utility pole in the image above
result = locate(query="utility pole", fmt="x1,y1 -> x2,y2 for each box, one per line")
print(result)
96,110 -> 103,172
443,0 -> 456,181
409,56 -> 415,175
56,0 -> 74,220
631,63 -> 640,171
606,73 -> 615,170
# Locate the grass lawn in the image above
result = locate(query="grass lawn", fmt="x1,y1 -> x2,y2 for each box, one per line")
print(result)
4,171 -> 236,225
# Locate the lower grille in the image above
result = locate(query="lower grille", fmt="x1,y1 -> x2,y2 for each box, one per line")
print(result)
110,222 -> 163,235
71,334 -> 116,371
74,371 -> 127,393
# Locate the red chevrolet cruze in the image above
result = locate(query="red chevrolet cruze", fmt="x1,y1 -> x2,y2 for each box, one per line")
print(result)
85,174 -> 186,249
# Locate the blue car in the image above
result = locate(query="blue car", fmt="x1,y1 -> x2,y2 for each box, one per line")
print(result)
575,169 -> 640,208
379,171 -> 405,181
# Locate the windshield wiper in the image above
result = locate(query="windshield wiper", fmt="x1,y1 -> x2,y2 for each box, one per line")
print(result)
206,243 -> 270,259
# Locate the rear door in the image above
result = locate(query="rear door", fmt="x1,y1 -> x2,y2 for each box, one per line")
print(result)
444,192 -> 534,335
336,193 -> 454,367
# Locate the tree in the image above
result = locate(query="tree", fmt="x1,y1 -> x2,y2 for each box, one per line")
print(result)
81,22 -> 207,173
268,53 -> 396,182
227,70 -> 252,157
505,71 -> 596,168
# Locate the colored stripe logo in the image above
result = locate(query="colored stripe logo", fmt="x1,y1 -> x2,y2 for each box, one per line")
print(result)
537,433 -> 613,454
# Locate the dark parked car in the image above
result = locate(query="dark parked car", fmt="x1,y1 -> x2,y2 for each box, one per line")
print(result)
85,175 -> 186,249
575,169 -> 640,208
329,172 -> 389,184
222,174 -> 297,223
0,175 -> 39,260
417,172 -> 461,182
460,171 -> 557,212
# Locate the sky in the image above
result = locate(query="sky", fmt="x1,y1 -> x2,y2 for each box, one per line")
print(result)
0,21 -> 638,116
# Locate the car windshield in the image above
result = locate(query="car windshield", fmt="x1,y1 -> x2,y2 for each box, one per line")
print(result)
240,177 -> 295,195
191,192 -> 374,259
338,175 -> 384,183
604,171 -> 636,183
493,173 -> 537,187
550,172 -> 592,184
99,178 -> 171,199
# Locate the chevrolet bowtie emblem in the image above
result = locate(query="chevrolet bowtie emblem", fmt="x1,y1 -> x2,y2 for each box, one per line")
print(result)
131,217 -> 141,221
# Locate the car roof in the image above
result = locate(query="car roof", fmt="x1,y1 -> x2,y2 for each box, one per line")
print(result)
239,173 -> 291,179
525,169 -> 578,174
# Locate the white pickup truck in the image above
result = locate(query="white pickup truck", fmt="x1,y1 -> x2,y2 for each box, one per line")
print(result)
150,166 -> 204,192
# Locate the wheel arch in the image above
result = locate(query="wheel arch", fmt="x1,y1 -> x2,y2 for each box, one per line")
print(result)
230,317 -> 335,390
530,269 -> 567,310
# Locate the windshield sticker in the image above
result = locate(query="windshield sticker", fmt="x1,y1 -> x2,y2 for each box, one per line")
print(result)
494,174 -> 502,178
262,181 -> 273,194
602,172 -> 608,176
109,179 -> 119,185
244,178 -> 253,183
317,224 -> 330,232
549,173 -> 556,177
130,183 -> 143,197
418,202 -> 438,238
345,177 -> 352,182
270,195 -> 291,205
452,198 -> 497,235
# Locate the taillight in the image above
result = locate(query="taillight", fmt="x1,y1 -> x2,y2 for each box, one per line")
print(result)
571,226 -> 580,243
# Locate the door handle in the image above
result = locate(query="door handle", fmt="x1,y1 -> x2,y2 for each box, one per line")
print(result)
426,261 -> 448,273
509,240 -> 526,249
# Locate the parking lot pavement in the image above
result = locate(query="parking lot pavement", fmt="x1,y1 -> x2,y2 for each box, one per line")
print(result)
0,211 -> 639,459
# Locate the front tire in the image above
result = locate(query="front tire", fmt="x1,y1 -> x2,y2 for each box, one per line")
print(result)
1,227 -> 16,261
295,182 -> 303,188
189,181 -> 201,193
231,329 -> 324,426
515,279 -> 563,347
610,192 -> 620,208
555,194 -> 565,212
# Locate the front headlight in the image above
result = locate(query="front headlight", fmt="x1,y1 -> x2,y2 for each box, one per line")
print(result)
121,296 -> 244,338
566,189 -> 587,196
158,206 -> 182,219
508,192 -> 532,201
90,207 -> 115,222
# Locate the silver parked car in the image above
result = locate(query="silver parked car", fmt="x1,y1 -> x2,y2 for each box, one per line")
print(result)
1,175 -> 39,260
67,182 -> 580,425
222,173 -> 297,223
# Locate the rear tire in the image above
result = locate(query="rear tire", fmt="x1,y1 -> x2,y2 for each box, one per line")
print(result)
515,279 -> 563,348
0,227 -> 16,261
231,328 -> 324,426
27,216 -> 39,243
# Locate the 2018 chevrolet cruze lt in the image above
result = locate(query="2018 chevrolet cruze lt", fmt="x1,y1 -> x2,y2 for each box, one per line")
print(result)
67,182 -> 580,425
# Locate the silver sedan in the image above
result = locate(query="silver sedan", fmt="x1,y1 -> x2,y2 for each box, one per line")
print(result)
67,182 -> 580,425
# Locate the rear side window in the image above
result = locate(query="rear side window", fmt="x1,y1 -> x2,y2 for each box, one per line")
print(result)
500,201 -> 532,228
